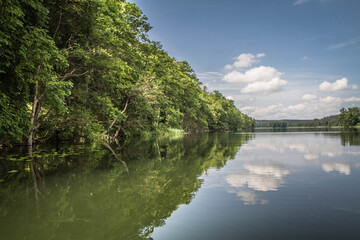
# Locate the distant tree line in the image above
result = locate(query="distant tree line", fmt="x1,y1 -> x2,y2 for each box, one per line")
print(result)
0,0 -> 254,146
269,121 -> 288,129
255,107 -> 360,129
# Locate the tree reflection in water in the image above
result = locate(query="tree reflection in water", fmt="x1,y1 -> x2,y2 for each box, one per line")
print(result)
0,133 -> 251,240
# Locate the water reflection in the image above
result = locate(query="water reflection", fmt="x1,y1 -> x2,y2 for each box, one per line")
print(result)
227,164 -> 289,192
340,130 -> 360,146
322,163 -> 351,175
227,189 -> 268,205
1,131 -> 360,240
222,131 -> 360,205
225,162 -> 290,205
240,131 -> 359,175
0,133 -> 251,240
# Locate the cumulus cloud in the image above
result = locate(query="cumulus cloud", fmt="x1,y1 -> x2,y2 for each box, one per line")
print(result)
223,66 -> 287,94
226,96 -> 233,100
319,78 -> 348,91
240,103 -> 309,119
302,93 -> 317,101
223,66 -> 283,83
344,97 -> 360,102
244,94 -> 360,119
319,96 -> 341,103
225,53 -> 265,70
241,78 -> 287,94
287,103 -> 306,111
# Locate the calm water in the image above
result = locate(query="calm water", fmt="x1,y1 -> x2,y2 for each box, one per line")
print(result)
1,131 -> 360,240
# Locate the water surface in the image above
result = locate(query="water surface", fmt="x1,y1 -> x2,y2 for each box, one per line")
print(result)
1,131 -> 359,239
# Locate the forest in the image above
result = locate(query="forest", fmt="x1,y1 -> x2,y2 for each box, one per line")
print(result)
0,0 -> 255,147
255,107 -> 360,129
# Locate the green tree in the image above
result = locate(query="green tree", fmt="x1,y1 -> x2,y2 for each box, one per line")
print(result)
339,107 -> 360,128
0,0 -> 254,146
0,0 -> 71,146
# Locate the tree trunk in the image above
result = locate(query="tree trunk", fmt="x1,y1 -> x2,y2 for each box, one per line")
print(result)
28,65 -> 41,146
113,125 -> 122,139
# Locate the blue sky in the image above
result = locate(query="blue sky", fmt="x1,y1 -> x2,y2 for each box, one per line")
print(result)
131,0 -> 360,119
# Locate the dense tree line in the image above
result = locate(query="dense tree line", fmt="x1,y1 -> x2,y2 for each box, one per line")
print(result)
256,107 -> 360,129
0,0 -> 254,146
339,107 -> 360,128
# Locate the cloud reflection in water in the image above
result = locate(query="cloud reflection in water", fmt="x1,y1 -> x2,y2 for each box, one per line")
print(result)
223,132 -> 358,205
226,164 -> 289,204
322,163 -> 351,175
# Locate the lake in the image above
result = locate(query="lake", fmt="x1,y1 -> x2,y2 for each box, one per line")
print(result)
1,130 -> 360,240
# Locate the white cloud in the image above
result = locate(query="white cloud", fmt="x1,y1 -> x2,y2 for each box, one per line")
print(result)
293,0 -> 309,5
328,36 -> 360,50
241,78 -> 287,94
302,56 -> 309,60
225,53 -> 265,70
294,0 -> 332,5
351,84 -> 358,90
344,97 -> 360,102
224,64 -> 233,70
223,71 -> 245,83
319,96 -> 341,103
302,93 -> 317,101
223,65 -> 287,94
287,103 -> 306,111
240,103 -> 309,119
223,66 -> 283,83
319,78 -> 348,91
240,104 -> 282,119
226,96 -> 233,100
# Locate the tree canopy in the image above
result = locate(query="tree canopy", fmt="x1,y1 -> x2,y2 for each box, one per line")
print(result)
0,0 -> 254,146
339,107 -> 360,128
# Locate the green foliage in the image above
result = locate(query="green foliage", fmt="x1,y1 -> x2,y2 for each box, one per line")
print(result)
256,115 -> 340,128
0,0 -> 254,145
204,91 -> 255,131
269,121 -> 288,129
339,107 -> 360,128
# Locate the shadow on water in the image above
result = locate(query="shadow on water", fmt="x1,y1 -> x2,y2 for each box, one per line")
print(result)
0,132 -> 251,240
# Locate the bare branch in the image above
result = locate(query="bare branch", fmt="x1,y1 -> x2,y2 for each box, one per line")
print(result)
102,97 -> 129,136
52,8 -> 63,39
36,107 -> 54,129
102,116 -> 118,136
102,142 -> 129,173
121,97 -> 129,113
